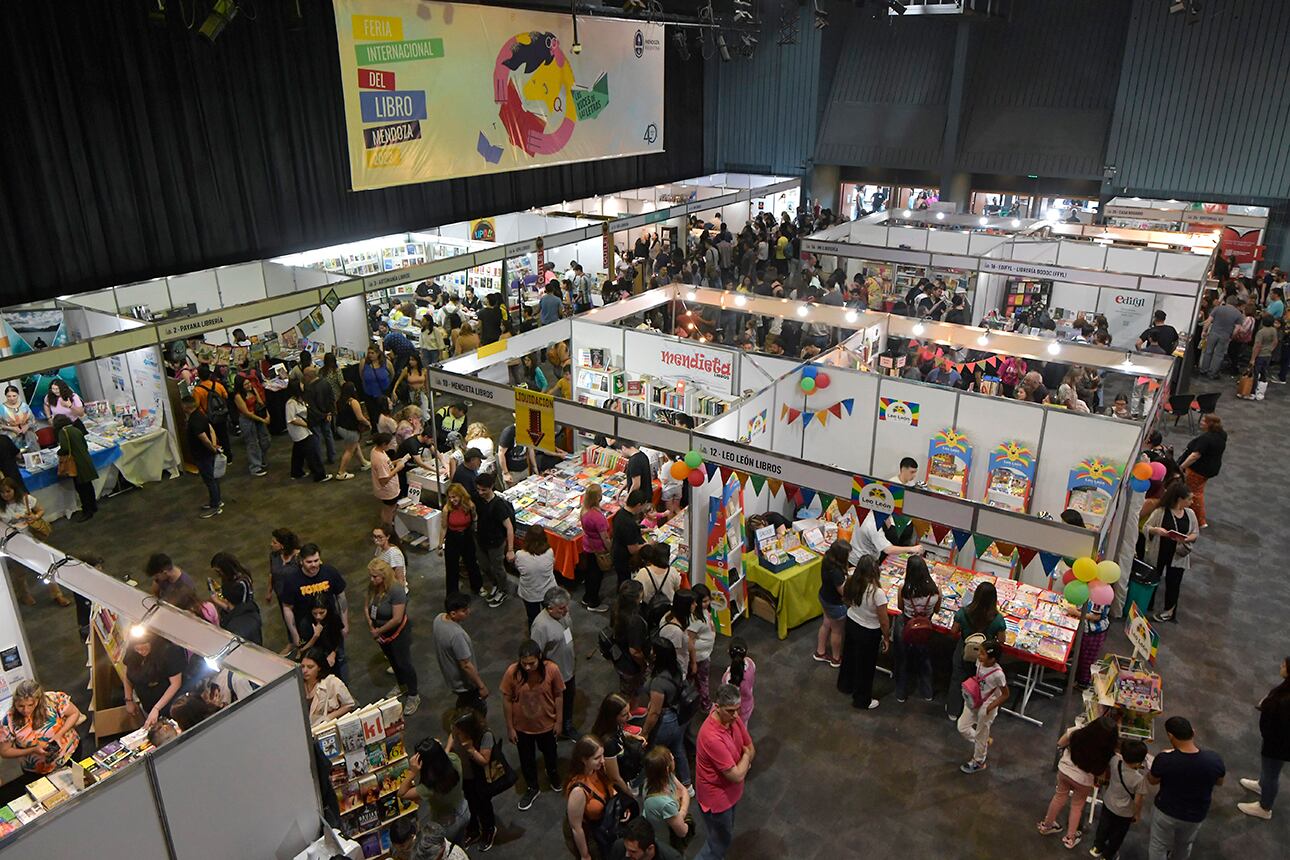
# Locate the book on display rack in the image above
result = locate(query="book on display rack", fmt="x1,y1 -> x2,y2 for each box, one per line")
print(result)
314,697 -> 415,859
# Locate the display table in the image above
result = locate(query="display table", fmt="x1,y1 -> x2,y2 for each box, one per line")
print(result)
394,503 -> 441,549
744,555 -> 823,640
23,428 -> 180,522
879,554 -> 1077,725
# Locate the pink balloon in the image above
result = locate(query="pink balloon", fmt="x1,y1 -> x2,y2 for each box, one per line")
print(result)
1149,461 -> 1166,482
814,372 -> 831,389
687,469 -> 706,487
1088,582 -> 1114,606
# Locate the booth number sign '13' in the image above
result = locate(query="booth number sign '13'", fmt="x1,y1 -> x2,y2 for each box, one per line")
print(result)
514,388 -> 557,453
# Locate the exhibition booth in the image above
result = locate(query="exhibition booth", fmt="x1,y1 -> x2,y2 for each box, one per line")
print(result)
0,533 -> 322,859
430,283 -> 1172,725
802,211 -> 1215,352
1103,197 -> 1269,276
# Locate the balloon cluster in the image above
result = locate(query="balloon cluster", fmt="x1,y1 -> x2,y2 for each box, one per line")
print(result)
1060,556 -> 1121,606
669,450 -> 708,487
799,365 -> 831,393
1128,460 -> 1166,493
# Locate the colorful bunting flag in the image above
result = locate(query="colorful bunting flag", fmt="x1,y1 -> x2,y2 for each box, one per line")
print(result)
802,411 -> 814,428
828,402 -> 843,418
911,519 -> 931,539
842,398 -> 854,414
891,514 -> 911,532
930,523 -> 950,544
815,411 -> 829,427
704,463 -> 719,479
994,541 -> 1017,559
749,474 -> 766,495
951,529 -> 971,551
972,534 -> 995,557
872,511 -> 890,530
800,488 -> 817,509
1038,551 -> 1063,576
1016,546 -> 1038,567
718,465 -> 733,484
767,478 -> 782,496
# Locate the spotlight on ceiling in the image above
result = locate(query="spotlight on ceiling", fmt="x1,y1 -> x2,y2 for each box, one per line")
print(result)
813,0 -> 829,29
885,0 -> 908,14
672,29 -> 691,60
198,0 -> 240,43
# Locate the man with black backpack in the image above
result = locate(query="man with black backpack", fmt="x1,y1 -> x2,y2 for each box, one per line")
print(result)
193,365 -> 232,466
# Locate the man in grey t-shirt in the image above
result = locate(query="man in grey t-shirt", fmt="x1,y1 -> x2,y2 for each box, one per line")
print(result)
1200,296 -> 1244,378
530,586 -> 577,739
433,593 -> 489,714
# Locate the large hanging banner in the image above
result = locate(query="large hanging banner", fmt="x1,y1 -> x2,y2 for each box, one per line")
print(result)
332,1 -> 665,191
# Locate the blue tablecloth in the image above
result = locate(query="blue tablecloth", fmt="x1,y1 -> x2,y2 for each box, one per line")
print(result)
21,444 -> 122,491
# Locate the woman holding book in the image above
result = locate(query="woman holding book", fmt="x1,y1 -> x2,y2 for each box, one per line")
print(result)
0,680 -> 83,786
1142,480 -> 1200,624
300,647 -> 355,726
122,632 -> 186,729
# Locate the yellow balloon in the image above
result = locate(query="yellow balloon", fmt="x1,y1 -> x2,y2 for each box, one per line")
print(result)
1096,560 -> 1121,584
1072,557 -> 1099,582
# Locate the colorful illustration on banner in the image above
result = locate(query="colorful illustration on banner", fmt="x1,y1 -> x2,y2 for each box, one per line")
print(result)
926,427 -> 972,498
984,440 -> 1037,514
1126,603 -> 1160,663
470,218 -> 497,242
877,397 -> 919,426
1064,457 -> 1122,529
514,387 -> 556,453
849,478 -> 904,516
744,409 -> 767,442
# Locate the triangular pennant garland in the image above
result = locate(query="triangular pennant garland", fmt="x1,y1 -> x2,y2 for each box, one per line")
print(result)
1038,551 -> 1063,576
704,463 -> 719,479
994,541 -> 1017,559
1016,546 -> 1038,568
911,519 -> 932,539
800,488 -> 817,509
791,487 -> 805,506
891,514 -> 911,532
871,511 -> 890,530
829,402 -> 843,418
972,534 -> 995,557
766,478 -> 783,496
842,398 -> 855,415
815,411 -> 829,427
718,465 -> 733,484
930,523 -> 950,544
786,408 -> 801,424
951,529 -> 971,551
802,411 -> 814,428
749,474 -> 766,495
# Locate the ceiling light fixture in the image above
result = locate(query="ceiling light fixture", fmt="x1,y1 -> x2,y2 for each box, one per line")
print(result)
205,636 -> 246,672
911,322 -> 925,336
685,290 -> 697,301
935,212 -> 945,221
979,217 -> 988,226
1011,219 -> 1021,228
40,555 -> 76,586
903,209 -> 912,217
844,310 -> 858,323
734,295 -> 747,307
796,305 -> 809,317
1047,341 -> 1061,356
131,599 -> 163,640
977,332 -> 990,347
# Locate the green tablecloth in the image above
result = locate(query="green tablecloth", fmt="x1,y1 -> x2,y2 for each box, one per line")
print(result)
744,555 -> 824,639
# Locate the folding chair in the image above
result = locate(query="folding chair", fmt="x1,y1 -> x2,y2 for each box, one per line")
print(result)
1165,393 -> 1196,433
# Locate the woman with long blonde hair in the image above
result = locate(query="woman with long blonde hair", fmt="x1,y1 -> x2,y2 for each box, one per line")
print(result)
0,680 -> 83,784
462,421 -> 496,475
437,482 -> 482,595
367,558 -> 418,714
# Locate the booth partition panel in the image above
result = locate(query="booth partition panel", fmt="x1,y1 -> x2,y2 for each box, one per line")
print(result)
151,674 -> 321,860
871,377 -> 959,483
8,763 -> 174,859
1031,409 -> 1142,519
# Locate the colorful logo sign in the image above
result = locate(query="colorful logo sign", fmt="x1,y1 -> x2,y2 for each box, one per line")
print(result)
1067,457 -> 1121,493
470,218 -> 496,242
850,478 -> 904,515
930,427 -> 970,456
878,397 -> 919,426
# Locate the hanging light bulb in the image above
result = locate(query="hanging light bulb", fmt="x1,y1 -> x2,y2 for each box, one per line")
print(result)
205,636 -> 246,672
1047,341 -> 1061,355
734,294 -> 747,307
977,332 -> 990,347
912,322 -> 925,336
130,599 -> 162,639
844,310 -> 858,323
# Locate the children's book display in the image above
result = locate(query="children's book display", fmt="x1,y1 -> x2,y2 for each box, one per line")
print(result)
314,697 -> 415,859
1064,457 -> 1123,530
878,555 -> 1077,669
1087,655 -> 1164,741
648,515 -> 691,584
706,475 -> 747,636
984,440 -> 1037,513
926,428 -> 972,497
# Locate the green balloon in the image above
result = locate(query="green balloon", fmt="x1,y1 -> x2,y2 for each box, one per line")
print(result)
800,377 -> 816,393
1063,580 -> 1090,607
684,450 -> 703,469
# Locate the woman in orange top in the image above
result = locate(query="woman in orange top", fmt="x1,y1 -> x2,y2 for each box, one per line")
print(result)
369,431 -> 409,528
564,735 -> 619,860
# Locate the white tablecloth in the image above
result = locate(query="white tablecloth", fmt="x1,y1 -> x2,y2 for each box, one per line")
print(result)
34,428 -> 181,522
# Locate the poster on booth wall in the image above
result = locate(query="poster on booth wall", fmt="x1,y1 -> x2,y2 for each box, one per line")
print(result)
514,387 -> 556,453
623,331 -> 736,396
1097,287 -> 1154,349
332,1 -> 665,191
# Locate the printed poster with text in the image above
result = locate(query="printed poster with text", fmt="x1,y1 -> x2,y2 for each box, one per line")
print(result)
333,1 -> 665,191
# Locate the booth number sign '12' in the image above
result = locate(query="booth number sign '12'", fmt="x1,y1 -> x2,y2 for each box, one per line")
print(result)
514,388 -> 556,453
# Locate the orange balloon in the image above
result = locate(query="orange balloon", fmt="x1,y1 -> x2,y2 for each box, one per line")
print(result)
670,460 -> 692,480
1132,461 -> 1152,481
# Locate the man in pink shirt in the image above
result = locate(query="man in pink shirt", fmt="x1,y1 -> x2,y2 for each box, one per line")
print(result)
695,683 -> 755,860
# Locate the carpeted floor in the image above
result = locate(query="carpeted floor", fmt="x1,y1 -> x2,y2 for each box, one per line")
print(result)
13,383 -> 1289,858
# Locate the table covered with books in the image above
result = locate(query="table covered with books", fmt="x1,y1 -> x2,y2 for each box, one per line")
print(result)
500,447 -> 659,581
742,520 -> 838,639
21,416 -> 180,521
878,554 -> 1078,673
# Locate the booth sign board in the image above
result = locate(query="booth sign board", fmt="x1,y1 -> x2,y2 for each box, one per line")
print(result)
429,370 -> 516,410
514,387 -> 557,453
624,331 -> 737,396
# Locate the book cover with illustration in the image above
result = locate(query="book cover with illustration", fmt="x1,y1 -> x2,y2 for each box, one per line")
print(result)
385,734 -> 406,762
379,698 -> 404,736
359,706 -> 386,745
366,741 -> 387,769
337,714 -> 365,753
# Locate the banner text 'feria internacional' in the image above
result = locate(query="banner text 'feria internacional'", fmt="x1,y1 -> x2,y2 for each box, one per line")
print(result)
333,1 -> 665,190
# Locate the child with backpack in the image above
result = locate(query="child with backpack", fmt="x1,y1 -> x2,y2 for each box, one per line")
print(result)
1090,739 -> 1150,859
957,640 -> 1009,774
720,638 -> 756,726
893,555 -> 941,703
